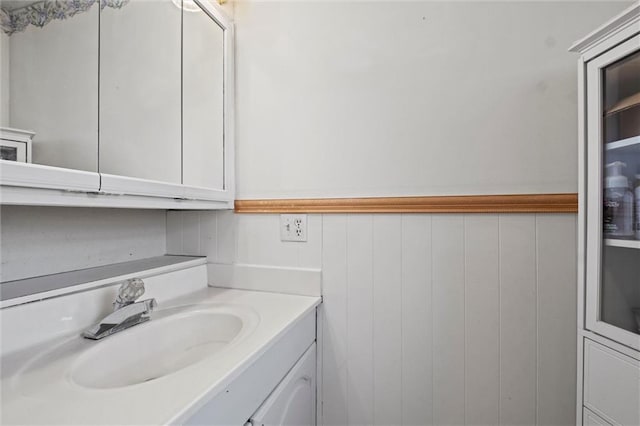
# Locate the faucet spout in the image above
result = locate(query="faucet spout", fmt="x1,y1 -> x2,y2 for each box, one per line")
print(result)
82,278 -> 157,340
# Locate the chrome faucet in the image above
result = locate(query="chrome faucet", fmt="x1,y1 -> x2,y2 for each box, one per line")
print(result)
82,278 -> 157,340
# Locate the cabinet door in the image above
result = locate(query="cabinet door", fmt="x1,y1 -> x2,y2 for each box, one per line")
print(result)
99,0 -> 182,187
182,1 -> 224,191
250,343 -> 316,426
583,408 -> 612,426
585,34 -> 640,350
2,0 -> 98,173
583,339 -> 640,425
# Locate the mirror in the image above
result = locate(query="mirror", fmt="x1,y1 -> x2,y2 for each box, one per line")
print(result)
183,0 -> 224,190
0,0 -> 99,172
99,0 -> 181,184
1,0 -> 229,192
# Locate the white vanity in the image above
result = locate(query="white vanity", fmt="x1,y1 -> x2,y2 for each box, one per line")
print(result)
571,4 -> 640,425
0,0 -> 234,209
0,258 -> 320,425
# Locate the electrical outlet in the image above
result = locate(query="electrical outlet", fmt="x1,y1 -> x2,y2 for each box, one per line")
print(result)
280,214 -> 307,242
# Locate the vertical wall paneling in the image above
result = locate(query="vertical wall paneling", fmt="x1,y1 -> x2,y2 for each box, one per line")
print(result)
321,215 -> 348,426
372,215 -> 402,425
215,210 -> 237,264
236,214 -> 294,266
346,214 -> 374,425
432,215 -> 466,425
199,212 -> 217,261
177,211 -> 578,426
166,211 -> 183,255
536,214 -> 577,426
464,215 -> 501,425
300,214 -> 323,269
166,211 -> 204,256
400,214 -> 433,426
499,215 -> 538,425
182,212 -> 201,255
233,214 -> 322,269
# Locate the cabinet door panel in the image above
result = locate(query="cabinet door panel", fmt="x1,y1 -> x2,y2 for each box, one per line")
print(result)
583,408 -> 612,426
183,2 -> 225,190
3,1 -> 98,172
99,0 -> 181,184
584,339 -> 640,426
251,343 -> 316,426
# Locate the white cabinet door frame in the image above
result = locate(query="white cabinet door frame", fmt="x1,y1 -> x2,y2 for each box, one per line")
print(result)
585,34 -> 640,351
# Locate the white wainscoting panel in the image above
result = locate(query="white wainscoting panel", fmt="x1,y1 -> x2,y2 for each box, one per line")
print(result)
320,213 -> 577,426
464,215 -> 500,426
345,214 -> 374,426
167,211 -> 322,268
321,214 -> 348,426
400,214 -> 433,426
432,215 -> 466,426
536,214 -> 577,426
372,215 -> 402,425
499,215 -> 538,426
168,211 -> 577,426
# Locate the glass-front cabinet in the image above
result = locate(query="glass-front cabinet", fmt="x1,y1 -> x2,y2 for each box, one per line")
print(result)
586,34 -> 640,350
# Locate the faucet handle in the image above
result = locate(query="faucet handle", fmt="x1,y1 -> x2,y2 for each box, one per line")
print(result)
113,278 -> 145,310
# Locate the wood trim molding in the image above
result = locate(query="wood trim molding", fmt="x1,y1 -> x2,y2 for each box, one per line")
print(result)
234,193 -> 578,214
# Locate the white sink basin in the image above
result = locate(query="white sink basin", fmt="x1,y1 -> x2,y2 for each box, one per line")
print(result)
1,285 -> 319,425
71,310 -> 244,389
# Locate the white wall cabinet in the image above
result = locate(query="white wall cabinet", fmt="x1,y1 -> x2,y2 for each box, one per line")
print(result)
0,0 -> 234,209
248,343 -> 316,426
571,4 -> 640,425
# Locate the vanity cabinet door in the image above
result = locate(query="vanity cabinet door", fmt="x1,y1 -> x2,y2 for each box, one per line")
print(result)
249,343 -> 316,426
99,0 -> 182,187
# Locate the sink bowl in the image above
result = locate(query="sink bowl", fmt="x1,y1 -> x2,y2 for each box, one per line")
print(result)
71,310 -> 243,389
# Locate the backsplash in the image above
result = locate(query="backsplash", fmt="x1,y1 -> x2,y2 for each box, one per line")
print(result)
0,206 -> 166,282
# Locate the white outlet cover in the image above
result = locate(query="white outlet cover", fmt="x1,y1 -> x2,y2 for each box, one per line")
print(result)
280,214 -> 307,242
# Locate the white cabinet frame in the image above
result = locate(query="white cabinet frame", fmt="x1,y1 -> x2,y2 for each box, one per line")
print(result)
585,34 -> 640,351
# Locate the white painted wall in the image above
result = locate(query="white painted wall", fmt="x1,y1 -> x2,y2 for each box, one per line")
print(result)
234,0 -> 631,199
0,206 -> 166,282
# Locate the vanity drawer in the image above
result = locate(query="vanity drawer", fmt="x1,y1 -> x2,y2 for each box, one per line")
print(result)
584,339 -> 640,425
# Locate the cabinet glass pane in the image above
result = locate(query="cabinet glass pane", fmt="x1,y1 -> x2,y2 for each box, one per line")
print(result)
601,49 -> 640,336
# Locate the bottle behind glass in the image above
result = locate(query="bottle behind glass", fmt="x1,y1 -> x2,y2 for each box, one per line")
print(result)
635,175 -> 640,240
603,162 -> 633,238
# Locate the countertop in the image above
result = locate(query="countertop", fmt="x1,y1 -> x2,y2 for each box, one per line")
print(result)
0,287 -> 321,425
